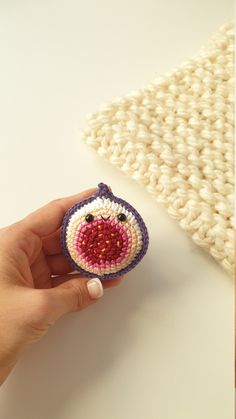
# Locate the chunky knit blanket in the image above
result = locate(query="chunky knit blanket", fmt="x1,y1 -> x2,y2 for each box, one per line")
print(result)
83,22 -> 234,276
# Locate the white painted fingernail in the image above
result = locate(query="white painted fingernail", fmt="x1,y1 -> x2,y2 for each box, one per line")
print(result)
87,278 -> 104,299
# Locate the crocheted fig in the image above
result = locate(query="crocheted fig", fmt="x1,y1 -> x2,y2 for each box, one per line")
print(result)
61,183 -> 149,280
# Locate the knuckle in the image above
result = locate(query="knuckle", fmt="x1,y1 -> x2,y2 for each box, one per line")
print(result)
66,281 -> 88,311
0,222 -> 23,244
49,198 -> 63,205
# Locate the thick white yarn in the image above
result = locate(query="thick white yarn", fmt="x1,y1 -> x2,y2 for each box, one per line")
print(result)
83,22 -> 234,276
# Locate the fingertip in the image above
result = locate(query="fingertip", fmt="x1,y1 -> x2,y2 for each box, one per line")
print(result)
87,278 -> 104,299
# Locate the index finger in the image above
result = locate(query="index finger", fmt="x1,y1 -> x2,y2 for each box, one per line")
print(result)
23,187 -> 97,237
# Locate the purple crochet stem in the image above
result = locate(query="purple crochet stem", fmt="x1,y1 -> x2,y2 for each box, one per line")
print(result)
60,182 -> 149,280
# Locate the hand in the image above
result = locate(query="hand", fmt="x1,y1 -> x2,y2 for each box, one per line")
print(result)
0,187 -> 123,384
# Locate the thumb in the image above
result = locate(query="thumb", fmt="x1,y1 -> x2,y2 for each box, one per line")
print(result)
46,276 -> 104,322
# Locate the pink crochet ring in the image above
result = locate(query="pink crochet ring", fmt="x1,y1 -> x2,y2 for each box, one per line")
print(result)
61,183 -> 149,280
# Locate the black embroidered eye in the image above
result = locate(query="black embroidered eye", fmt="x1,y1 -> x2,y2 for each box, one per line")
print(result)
85,213 -> 94,222
117,213 -> 127,222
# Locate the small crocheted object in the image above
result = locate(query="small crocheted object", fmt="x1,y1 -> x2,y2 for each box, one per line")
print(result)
83,22 -> 234,276
61,183 -> 149,280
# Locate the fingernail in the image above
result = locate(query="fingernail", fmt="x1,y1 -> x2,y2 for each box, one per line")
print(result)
87,278 -> 104,299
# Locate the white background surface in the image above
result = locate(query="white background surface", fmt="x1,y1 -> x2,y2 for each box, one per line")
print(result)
0,1 -> 234,418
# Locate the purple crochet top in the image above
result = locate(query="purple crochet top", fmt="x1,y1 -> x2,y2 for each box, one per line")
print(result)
61,183 -> 149,280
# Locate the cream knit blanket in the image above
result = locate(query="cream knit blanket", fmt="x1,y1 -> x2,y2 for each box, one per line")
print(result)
83,22 -> 234,276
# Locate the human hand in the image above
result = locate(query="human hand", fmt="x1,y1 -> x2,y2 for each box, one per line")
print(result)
0,187 -> 123,384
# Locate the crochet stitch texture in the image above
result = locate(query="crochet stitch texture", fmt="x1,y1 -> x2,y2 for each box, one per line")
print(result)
61,183 -> 149,280
83,22 -> 234,276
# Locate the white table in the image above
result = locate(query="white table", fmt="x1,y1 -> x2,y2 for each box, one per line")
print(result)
0,1 -> 233,418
